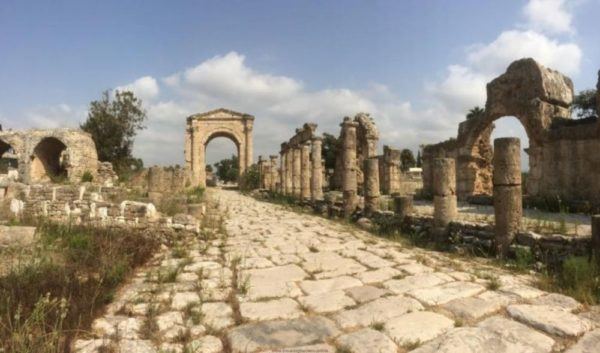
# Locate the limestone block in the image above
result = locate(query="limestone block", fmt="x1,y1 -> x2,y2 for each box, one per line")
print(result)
493,138 -> 521,185
393,195 -> 413,218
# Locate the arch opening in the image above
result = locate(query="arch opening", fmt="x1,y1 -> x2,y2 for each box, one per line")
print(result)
30,137 -> 68,183
204,134 -> 241,187
0,140 -> 18,175
468,115 -> 533,197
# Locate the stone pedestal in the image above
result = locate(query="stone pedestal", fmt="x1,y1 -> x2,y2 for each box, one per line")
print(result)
311,137 -> 324,202
300,143 -> 311,200
432,158 -> 457,238
493,138 -> 522,257
394,195 -> 413,219
364,157 -> 380,216
342,118 -> 359,217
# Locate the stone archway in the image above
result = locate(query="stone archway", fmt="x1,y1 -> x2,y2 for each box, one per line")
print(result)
185,108 -> 254,188
30,137 -> 69,182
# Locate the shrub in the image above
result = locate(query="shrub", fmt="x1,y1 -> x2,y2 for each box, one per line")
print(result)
559,256 -> 599,303
239,164 -> 260,191
81,171 -> 94,183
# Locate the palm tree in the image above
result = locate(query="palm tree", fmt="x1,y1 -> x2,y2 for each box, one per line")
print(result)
466,106 -> 485,120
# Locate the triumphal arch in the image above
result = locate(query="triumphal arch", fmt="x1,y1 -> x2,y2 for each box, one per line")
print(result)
185,108 -> 254,187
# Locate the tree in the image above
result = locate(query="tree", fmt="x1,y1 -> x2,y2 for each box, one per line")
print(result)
214,155 -> 239,183
321,133 -> 339,170
81,90 -> 147,175
416,150 -> 422,168
205,165 -> 213,173
400,149 -> 416,172
466,106 -> 485,120
572,89 -> 597,119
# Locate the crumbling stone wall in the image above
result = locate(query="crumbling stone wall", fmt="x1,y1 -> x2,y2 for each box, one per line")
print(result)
0,129 -> 99,184
423,58 -> 600,205
379,145 -> 401,194
147,166 -> 188,201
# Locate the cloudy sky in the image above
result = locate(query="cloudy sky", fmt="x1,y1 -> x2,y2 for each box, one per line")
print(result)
1,0 -> 599,168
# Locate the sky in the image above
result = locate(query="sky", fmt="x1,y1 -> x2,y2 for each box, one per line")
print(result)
1,0 -> 599,168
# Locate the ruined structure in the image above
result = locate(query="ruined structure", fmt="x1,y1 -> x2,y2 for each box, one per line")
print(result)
432,158 -> 457,236
147,166 -> 187,202
422,59 -> 600,204
379,145 -> 402,195
341,118 -> 359,217
0,129 -> 99,184
185,108 -> 254,188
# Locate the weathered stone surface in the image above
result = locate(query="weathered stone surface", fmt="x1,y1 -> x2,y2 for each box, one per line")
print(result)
433,158 -> 456,196
298,290 -> 355,313
478,316 -> 555,353
385,311 -> 454,345
493,138 -> 522,185
171,291 -> 200,310
566,329 -> 600,353
227,316 -> 340,353
443,291 -> 514,320
434,195 -> 457,228
245,264 -> 306,300
118,339 -> 156,353
531,293 -> 582,312
0,226 -> 37,246
240,298 -> 302,321
187,335 -> 223,353
261,344 -> 336,353
336,328 -> 398,353
299,276 -> 362,295
383,272 -> 452,294
333,295 -> 423,329
344,285 -> 390,303
399,262 -> 435,275
407,281 -> 485,306
501,284 -> 546,299
356,267 -> 403,283
201,302 -> 234,330
507,304 -> 593,337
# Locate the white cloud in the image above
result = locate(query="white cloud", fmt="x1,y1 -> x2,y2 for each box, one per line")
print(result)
24,104 -> 86,129
523,0 -> 574,34
116,76 -> 160,101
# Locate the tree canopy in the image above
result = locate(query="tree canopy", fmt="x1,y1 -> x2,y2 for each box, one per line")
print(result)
321,133 -> 339,170
400,149 -> 416,172
572,89 -> 597,119
81,90 -> 146,175
214,155 -> 239,183
466,106 -> 485,120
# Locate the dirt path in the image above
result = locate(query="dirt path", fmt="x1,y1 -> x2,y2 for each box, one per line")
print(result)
73,189 -> 599,353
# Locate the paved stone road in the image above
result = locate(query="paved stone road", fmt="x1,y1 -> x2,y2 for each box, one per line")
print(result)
74,189 -> 600,353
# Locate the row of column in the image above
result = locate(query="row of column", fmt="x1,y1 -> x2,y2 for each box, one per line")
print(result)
279,137 -> 324,202
258,155 -> 279,192
431,137 -> 523,257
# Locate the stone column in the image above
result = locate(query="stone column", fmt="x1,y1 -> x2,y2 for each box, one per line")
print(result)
433,158 -> 457,235
258,156 -> 266,189
364,157 -> 380,216
292,146 -> 302,197
592,215 -> 600,266
285,147 -> 294,195
341,118 -> 359,217
311,137 -> 324,202
300,143 -> 311,200
279,150 -> 286,194
493,138 -> 522,257
394,195 -> 413,219
270,155 -> 278,192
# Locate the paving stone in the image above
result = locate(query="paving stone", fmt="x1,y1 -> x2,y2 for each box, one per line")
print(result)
501,284 -> 546,299
171,291 -> 200,310
385,311 -> 454,345
72,339 -> 108,353
269,253 -> 301,265
227,316 -> 340,353
260,344 -> 336,353
565,329 -> 600,353
245,265 -> 307,300
299,276 -> 362,295
298,290 -> 356,313
578,306 -> 600,328
383,272 -> 453,294
240,298 -> 302,321
411,327 -> 539,353
333,295 -> 424,329
300,251 -> 367,277
355,267 -> 403,284
478,316 -> 555,353
336,328 -> 398,353
507,304 -> 593,337
188,335 -> 224,353
201,302 -> 234,330
443,291 -> 514,320
344,285 -> 390,303
531,293 -> 582,312
407,281 -> 486,306
399,262 -> 434,275
240,257 -> 274,269
118,339 -> 156,353
159,343 -> 183,353
116,317 -> 141,339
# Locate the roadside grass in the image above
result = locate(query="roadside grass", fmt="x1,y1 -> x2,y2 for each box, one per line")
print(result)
0,222 -> 161,353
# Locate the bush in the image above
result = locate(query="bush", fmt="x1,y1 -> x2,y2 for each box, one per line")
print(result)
559,256 -> 600,303
81,171 -> 94,183
187,187 -> 205,204
239,164 -> 260,191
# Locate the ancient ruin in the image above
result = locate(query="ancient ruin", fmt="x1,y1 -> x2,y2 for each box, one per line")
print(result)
423,59 -> 600,206
185,108 -> 254,188
0,128 -> 99,184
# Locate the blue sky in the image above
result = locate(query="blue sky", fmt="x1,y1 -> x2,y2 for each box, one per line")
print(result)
1,0 -> 599,167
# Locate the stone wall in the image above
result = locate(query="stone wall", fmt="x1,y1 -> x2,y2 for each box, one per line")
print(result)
147,166 -> 188,200
0,129 -> 99,184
